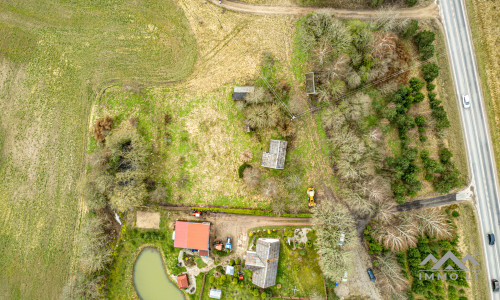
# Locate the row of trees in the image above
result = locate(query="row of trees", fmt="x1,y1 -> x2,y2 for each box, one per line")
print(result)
63,117 -> 158,299
312,201 -> 357,281
365,208 -> 462,299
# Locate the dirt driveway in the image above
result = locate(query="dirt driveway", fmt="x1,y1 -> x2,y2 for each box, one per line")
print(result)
167,211 -> 311,257
207,0 -> 439,19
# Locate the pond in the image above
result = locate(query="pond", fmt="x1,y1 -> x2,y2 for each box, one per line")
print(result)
133,247 -> 185,300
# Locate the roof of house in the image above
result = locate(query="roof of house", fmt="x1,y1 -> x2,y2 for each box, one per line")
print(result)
226,265 -> 235,275
234,86 -> 255,93
261,140 -> 287,169
173,221 -> 210,251
231,86 -> 255,100
231,92 -> 247,100
177,274 -> 189,289
209,288 -> 222,299
244,238 -> 280,288
199,250 -> 209,257
305,72 -> 317,95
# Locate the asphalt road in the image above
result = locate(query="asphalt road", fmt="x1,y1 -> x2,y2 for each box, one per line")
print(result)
440,0 -> 500,297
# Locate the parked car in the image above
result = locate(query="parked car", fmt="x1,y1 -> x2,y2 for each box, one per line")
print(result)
492,279 -> 499,292
367,268 -> 376,282
338,233 -> 345,246
463,94 -> 471,108
488,233 -> 495,245
342,271 -> 348,282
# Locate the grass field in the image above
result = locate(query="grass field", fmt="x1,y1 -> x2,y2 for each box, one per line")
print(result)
0,0 -> 196,298
455,203 -> 489,300
464,0 -> 500,184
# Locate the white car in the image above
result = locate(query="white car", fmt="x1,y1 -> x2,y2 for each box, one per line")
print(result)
338,233 -> 345,246
342,271 -> 348,282
463,94 -> 471,108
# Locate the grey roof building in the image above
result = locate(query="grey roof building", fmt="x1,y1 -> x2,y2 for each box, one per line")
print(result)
261,140 -> 287,169
209,288 -> 222,299
232,86 -> 255,100
244,238 -> 280,289
305,72 -> 318,95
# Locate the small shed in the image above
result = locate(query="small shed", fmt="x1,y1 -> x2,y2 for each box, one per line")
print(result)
261,140 -> 287,169
209,288 -> 222,299
226,265 -> 235,276
305,72 -> 318,95
232,86 -> 255,100
177,274 -> 189,289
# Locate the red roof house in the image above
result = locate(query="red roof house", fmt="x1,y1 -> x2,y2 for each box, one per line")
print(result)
177,274 -> 189,289
174,221 -> 210,251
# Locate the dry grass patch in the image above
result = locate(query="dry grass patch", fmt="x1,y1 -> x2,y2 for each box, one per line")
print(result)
465,0 -> 500,183
455,203 -> 490,300
136,211 -> 161,230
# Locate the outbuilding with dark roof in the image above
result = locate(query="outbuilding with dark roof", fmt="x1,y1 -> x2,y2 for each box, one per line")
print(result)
231,86 -> 255,100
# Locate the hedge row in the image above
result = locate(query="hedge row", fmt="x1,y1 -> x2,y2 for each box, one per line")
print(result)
191,207 -> 311,218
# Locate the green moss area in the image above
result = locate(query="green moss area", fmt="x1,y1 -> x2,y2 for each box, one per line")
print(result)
106,212 -> 185,298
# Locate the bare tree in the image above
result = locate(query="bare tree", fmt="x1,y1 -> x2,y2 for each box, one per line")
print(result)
375,254 -> 409,300
373,213 -> 418,251
277,118 -> 296,137
243,167 -> 261,188
312,201 -> 356,281
261,178 -> 279,199
61,272 -> 103,300
346,71 -> 361,89
245,87 -> 272,104
77,215 -> 111,274
285,174 -> 302,191
239,150 -> 253,162
374,201 -> 396,224
150,185 -> 168,203
414,208 -> 454,239
272,200 -> 286,216
83,180 -> 107,211
245,104 -> 281,129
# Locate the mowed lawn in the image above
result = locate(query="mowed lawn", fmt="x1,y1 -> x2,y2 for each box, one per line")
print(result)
0,0 -> 196,298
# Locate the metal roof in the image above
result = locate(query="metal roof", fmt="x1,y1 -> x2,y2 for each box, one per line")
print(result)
173,221 -> 210,251
226,265 -> 235,275
234,86 -> 255,93
209,288 -> 222,299
244,238 -> 280,288
261,140 -> 287,169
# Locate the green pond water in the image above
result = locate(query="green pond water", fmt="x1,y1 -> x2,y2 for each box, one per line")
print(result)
133,247 -> 185,300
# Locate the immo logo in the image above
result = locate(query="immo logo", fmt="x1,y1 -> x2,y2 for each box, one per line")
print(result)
418,250 -> 480,281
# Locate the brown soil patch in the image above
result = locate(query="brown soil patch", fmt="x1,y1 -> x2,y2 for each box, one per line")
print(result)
136,211 -> 161,229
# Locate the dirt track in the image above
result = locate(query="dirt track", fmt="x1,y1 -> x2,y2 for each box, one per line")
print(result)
168,211 -> 311,256
208,0 -> 439,19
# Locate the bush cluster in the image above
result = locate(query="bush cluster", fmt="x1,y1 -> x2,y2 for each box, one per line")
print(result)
191,206 -> 311,218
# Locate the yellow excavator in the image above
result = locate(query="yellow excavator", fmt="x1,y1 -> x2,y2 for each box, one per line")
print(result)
307,187 -> 316,208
